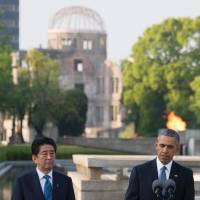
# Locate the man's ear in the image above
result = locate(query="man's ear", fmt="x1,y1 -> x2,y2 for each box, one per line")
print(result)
32,155 -> 37,164
154,139 -> 158,148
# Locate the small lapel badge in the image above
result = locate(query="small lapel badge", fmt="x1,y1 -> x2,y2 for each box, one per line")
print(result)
56,184 -> 59,188
174,174 -> 178,178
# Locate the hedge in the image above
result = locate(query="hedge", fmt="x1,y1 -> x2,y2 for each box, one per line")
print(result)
0,144 -> 127,161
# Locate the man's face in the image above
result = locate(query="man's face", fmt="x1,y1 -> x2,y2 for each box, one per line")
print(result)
32,144 -> 55,174
155,135 -> 179,165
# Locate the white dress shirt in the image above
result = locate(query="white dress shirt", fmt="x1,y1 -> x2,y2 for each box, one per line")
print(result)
156,157 -> 172,180
36,167 -> 53,193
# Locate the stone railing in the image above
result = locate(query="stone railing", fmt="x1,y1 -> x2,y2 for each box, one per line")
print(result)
59,137 -> 156,154
68,155 -> 200,200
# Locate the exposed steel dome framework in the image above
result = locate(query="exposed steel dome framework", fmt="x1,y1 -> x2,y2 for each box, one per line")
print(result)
49,6 -> 106,34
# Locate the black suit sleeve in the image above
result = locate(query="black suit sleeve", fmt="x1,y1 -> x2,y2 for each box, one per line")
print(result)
11,178 -> 24,200
184,169 -> 194,200
124,167 -> 139,200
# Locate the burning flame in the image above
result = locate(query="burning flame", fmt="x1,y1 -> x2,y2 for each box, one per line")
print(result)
166,112 -> 187,131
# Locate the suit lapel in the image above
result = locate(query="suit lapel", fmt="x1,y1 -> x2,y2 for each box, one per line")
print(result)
169,161 -> 183,199
169,161 -> 180,183
52,171 -> 62,199
147,159 -> 159,199
32,170 -> 45,200
145,158 -> 159,192
151,159 -> 159,180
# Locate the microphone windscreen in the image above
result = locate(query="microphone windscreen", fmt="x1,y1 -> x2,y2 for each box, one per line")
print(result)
152,179 -> 163,192
164,179 -> 176,190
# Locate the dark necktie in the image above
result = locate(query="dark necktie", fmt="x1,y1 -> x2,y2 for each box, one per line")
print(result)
44,175 -> 52,200
160,166 -> 167,183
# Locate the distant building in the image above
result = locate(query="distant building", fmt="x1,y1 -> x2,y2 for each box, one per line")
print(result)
0,6 -> 122,143
46,6 -> 122,137
0,0 -> 19,49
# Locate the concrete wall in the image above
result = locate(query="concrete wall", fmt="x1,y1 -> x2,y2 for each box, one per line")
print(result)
58,137 -> 156,154
59,131 -> 200,156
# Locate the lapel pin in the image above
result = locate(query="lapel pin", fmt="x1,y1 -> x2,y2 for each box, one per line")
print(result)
174,174 -> 178,178
56,184 -> 59,188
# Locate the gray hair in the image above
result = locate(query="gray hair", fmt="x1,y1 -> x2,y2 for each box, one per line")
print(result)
158,129 -> 180,143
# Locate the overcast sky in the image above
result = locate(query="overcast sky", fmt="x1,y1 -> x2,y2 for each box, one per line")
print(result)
20,0 -> 200,63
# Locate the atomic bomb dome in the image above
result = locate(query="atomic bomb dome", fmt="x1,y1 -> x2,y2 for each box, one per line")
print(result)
0,5 -> 122,145
47,5 -> 122,138
48,6 -> 106,34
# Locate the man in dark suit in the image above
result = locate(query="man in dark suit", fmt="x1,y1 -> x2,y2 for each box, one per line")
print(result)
124,129 -> 194,200
12,137 -> 75,200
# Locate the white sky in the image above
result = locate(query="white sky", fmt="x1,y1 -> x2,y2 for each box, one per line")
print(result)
20,0 -> 200,63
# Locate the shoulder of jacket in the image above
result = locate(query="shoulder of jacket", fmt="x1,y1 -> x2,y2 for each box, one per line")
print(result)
173,161 -> 193,173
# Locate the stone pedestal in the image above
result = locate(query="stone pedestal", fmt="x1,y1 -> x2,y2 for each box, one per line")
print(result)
68,155 -> 200,200
68,171 -> 127,200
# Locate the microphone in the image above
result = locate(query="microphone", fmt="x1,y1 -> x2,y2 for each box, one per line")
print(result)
152,179 -> 163,200
163,179 -> 176,200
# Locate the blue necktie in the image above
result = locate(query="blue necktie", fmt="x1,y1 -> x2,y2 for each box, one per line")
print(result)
160,166 -> 167,183
44,175 -> 52,200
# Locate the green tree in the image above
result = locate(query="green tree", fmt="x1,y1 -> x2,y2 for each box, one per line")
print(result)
22,49 -> 88,138
190,76 -> 200,125
122,17 -> 200,136
3,64 -> 32,143
0,35 -> 13,141
26,49 -> 60,137
53,89 -> 88,137
0,33 -> 12,110
0,50 -> 12,113
14,68 -> 32,142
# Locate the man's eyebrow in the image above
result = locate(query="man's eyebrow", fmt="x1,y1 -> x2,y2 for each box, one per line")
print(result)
40,150 -> 55,153
159,143 -> 174,147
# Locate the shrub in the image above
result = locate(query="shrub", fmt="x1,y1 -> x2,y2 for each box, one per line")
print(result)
0,144 -> 126,161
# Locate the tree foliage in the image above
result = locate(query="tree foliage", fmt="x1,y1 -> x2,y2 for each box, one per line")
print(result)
0,38 -> 12,113
0,48 -> 88,141
122,17 -> 200,136
55,89 -> 88,137
26,49 -> 88,137
26,49 -> 60,136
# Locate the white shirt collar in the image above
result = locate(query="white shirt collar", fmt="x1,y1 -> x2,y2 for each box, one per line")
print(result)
156,157 -> 173,173
36,167 -> 53,181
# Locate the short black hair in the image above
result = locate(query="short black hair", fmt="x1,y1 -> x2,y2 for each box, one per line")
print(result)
158,129 -> 180,143
31,137 -> 57,156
